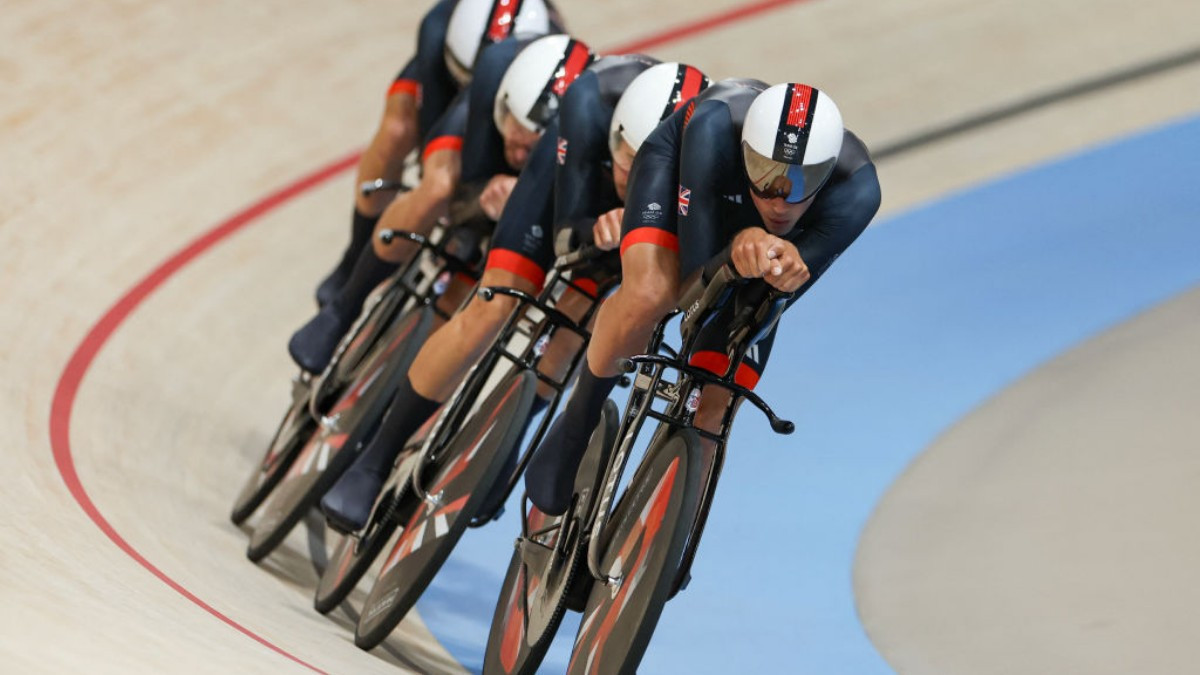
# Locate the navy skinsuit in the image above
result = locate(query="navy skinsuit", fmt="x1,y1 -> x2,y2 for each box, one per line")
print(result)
622,78 -> 883,386
485,55 -> 658,290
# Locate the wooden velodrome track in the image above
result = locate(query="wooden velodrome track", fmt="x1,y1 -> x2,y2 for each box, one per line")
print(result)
4,0 -> 1199,672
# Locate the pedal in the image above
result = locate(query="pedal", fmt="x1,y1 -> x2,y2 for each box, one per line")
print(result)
516,536 -> 552,571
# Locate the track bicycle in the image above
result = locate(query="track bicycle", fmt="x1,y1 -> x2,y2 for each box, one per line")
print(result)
484,264 -> 795,674
241,215 -> 485,561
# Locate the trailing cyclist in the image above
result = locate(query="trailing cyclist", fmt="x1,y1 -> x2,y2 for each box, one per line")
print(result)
314,0 -> 557,308
289,33 -> 587,374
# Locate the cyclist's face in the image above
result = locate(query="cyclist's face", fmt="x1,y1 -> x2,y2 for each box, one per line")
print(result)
501,113 -> 541,170
611,139 -> 636,202
750,191 -> 812,235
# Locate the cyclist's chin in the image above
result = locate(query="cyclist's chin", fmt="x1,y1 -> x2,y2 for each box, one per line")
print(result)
505,147 -> 529,171
763,218 -> 796,236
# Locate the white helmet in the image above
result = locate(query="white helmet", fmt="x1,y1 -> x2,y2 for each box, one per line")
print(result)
444,0 -> 552,87
609,62 -> 710,155
741,83 -> 843,203
493,34 -> 595,134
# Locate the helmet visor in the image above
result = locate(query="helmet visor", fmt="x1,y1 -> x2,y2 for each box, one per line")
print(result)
742,141 -> 835,204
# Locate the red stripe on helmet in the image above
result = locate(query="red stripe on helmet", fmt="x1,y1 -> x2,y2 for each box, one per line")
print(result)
486,0 -> 524,42
551,42 -> 592,95
786,84 -> 814,129
676,67 -> 706,111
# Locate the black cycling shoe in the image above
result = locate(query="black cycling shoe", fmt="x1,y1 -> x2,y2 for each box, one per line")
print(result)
525,371 -> 617,516
524,415 -> 589,517
320,464 -> 386,534
314,267 -> 348,308
287,302 -> 354,374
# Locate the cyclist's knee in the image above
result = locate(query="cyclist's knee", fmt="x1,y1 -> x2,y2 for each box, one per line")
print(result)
377,103 -> 418,157
622,266 -> 678,323
421,158 -> 459,203
460,292 -> 516,344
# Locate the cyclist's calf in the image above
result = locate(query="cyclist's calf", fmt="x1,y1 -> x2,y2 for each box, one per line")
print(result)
533,285 -> 593,398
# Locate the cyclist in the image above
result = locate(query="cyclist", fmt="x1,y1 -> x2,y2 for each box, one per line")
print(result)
320,59 -> 712,533
524,80 -> 883,515
289,34 -> 589,374
314,0 -> 555,307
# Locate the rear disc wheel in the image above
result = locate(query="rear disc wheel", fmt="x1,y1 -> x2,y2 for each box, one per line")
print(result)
482,400 -> 620,675
313,450 -> 420,614
354,370 -> 537,650
230,385 -> 315,525
245,307 -> 432,562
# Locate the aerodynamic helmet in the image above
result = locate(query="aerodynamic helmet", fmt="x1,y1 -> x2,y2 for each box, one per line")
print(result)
444,0 -> 552,87
493,34 -> 595,133
741,83 -> 843,203
609,62 -> 710,155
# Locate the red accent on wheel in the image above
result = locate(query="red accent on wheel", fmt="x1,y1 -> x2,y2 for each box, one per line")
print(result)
570,458 -> 679,672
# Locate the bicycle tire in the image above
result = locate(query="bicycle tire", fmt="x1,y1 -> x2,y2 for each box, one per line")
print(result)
312,449 -> 421,614
354,369 -> 537,650
230,387 -> 315,525
482,400 -> 620,675
567,430 -> 702,675
245,306 -> 433,562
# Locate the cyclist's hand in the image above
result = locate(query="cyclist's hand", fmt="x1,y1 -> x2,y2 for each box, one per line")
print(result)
593,208 -> 624,250
479,175 -> 518,221
731,227 -> 810,293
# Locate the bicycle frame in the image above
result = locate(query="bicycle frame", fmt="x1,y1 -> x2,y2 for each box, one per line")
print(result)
408,249 -> 619,524
307,223 -> 484,421
584,274 -> 795,590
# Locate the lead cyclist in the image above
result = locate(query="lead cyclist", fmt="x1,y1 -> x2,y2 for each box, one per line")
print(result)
524,79 -> 883,516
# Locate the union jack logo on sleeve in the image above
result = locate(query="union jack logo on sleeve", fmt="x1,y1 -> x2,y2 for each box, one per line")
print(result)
678,185 -> 691,216
557,137 -> 568,165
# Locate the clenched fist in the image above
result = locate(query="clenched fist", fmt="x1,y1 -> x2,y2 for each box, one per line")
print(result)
730,227 -> 810,292
479,175 -> 518,221
592,207 -> 624,250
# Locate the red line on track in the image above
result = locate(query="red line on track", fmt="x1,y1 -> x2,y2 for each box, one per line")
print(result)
46,0 -> 805,669
608,0 -> 808,54
49,151 -> 358,674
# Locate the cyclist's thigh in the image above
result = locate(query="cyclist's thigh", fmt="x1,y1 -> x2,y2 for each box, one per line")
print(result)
690,302 -> 796,390
486,221 -> 555,292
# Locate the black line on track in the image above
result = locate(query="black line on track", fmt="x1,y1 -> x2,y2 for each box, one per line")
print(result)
873,44 -> 1200,160
303,511 -> 417,669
